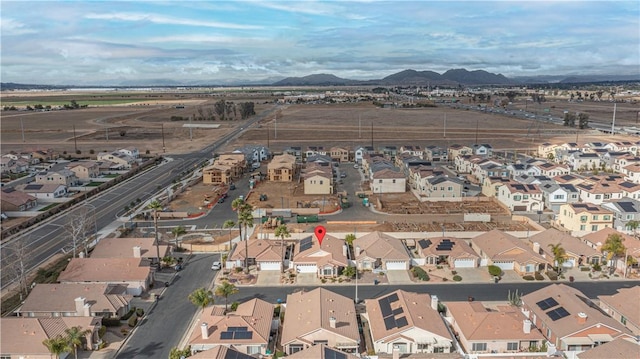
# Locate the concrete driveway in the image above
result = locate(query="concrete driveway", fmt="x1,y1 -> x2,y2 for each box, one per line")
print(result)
386,270 -> 413,284
297,273 -> 320,285
256,270 -> 281,286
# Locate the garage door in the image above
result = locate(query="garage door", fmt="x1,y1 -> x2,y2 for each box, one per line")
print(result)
385,261 -> 407,270
494,262 -> 514,270
563,259 -> 576,268
296,264 -> 317,273
454,259 -> 476,268
513,205 -> 527,212
260,262 -> 281,271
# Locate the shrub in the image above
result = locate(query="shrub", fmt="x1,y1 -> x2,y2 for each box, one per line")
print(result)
235,267 -> 243,273
121,307 -> 136,320
136,308 -> 144,317
411,267 -> 430,281
98,326 -> 107,338
451,270 -> 458,275
128,315 -> 138,327
545,271 -> 558,281
453,275 -> 462,282
580,266 -> 590,272
102,318 -> 121,327
230,302 -> 239,311
535,271 -> 545,281
523,275 -> 535,281
592,263 -> 602,272
488,265 -> 502,277
120,328 -> 129,336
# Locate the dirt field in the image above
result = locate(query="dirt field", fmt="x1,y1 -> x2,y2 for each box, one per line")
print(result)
246,181 -> 341,213
373,192 -> 509,215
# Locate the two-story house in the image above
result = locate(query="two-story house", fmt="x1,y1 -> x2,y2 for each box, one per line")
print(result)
557,203 -> 613,235
268,154 -> 298,182
497,183 -> 543,212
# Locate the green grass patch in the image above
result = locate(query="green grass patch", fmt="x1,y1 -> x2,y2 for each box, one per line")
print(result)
104,174 -> 120,178
38,203 -> 60,211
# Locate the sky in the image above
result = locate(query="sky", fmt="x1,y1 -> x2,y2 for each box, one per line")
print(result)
1,1 -> 639,86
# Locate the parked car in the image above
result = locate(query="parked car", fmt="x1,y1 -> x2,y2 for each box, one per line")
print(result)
218,197 -> 225,203
211,261 -> 221,270
229,183 -> 236,190
340,173 -> 347,178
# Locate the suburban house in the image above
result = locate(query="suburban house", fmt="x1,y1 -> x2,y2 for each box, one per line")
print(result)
446,301 -> 545,354
1,188 -> 37,211
621,162 -> 640,183
329,147 -> 350,163
202,163 -> 233,185
0,157 -> 16,174
58,257 -> 152,296
448,144 -> 472,161
268,154 -> 298,182
580,228 -> 640,275
534,162 -> 571,178
521,284 -> 633,352
364,290 -> 452,354
482,177 -> 513,197
601,198 -> 640,233
424,145 -> 447,162
16,283 -> 131,318
371,168 -> 406,194
540,183 -> 580,213
216,153 -> 247,178
66,161 -> 100,180
417,237 -> 480,268
188,298 -> 274,356
305,146 -> 328,158
506,163 -> 540,178
399,145 -> 424,159
283,146 -> 303,161
35,169 -> 79,187
281,288 -> 359,355
234,145 -> 270,164
605,141 -> 638,154
538,143 -> 559,159
472,143 -> 493,156
576,337 -> 640,359
227,239 -> 286,271
189,346 -> 256,359
554,174 -> 584,186
286,344 -> 359,359
291,234 -> 348,277
97,151 -> 135,169
598,286 -> 640,335
354,146 -> 375,164
90,237 -> 170,267
556,203 -> 614,234
408,166 -> 445,196
303,163 -> 333,195
14,183 -> 67,199
497,183 -> 544,212
470,230 -> 550,275
425,176 -> 464,199
568,152 -> 601,171
576,176 -> 629,205
117,147 -> 139,159
528,228 -> 602,268
353,231 -> 411,271
0,317 -> 102,359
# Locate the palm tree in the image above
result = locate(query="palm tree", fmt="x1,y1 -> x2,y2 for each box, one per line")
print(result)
65,326 -> 91,359
188,287 -> 213,312
275,224 -> 291,273
171,225 -> 187,246
147,200 -> 163,270
601,233 -> 627,275
232,198 -> 254,273
215,280 -> 239,312
42,336 -> 70,359
223,219 -> 236,253
548,243 -> 567,275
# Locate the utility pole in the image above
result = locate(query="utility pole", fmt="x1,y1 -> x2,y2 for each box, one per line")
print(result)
73,125 -> 78,153
21,119 -> 25,142
443,113 -> 446,138
370,122 -> 373,148
267,124 -> 270,148
359,114 -> 361,139
611,103 -> 617,134
189,115 -> 193,141
474,118 -> 479,145
274,114 -> 277,139
161,123 -> 165,153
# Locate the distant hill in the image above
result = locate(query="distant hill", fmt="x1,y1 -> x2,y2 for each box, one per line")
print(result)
273,73 -> 357,86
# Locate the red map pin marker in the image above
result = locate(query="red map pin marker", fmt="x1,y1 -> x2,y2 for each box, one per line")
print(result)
314,225 -> 326,245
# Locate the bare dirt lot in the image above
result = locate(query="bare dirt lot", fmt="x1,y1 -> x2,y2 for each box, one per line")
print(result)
245,181 -> 341,213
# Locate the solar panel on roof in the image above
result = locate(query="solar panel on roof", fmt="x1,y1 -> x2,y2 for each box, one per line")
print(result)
547,307 -> 570,321
220,331 -> 234,339
417,239 -> 432,249
24,184 -> 43,190
228,326 -> 248,332
395,316 -> 408,328
300,236 -> 313,252
536,297 -> 559,310
619,202 -> 637,212
392,307 -> 404,316
383,316 -> 396,330
379,298 -> 392,317
387,293 -> 399,303
233,331 -> 253,339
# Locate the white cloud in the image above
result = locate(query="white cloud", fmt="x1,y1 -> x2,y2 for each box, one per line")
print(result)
1,18 -> 37,35
84,12 -> 263,30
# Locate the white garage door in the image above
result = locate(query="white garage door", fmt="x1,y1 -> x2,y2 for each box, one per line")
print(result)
296,264 -> 317,273
385,261 -> 407,270
563,259 -> 576,268
494,262 -> 514,270
454,259 -> 476,268
260,262 -> 281,271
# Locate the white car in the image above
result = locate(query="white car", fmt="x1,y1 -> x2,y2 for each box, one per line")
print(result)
211,261 -> 221,270
353,164 -> 359,169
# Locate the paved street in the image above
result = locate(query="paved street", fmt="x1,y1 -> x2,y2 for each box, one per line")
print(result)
115,253 -> 220,359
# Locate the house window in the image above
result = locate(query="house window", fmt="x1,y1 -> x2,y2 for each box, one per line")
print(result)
314,340 -> 328,345
417,343 -> 429,350
393,179 -> 396,183
472,343 -> 487,352
319,180 -> 323,185
580,224 -> 586,231
603,215 -> 610,220
289,345 -> 304,354
514,195 -> 522,201
448,186 -> 453,191
554,194 -> 565,200
596,195 -> 602,199
247,346 -> 260,355
507,342 -> 518,351
621,316 -> 627,324
323,268 -> 333,276
378,179 -> 383,183
433,347 -> 445,353
546,328 -> 552,338
580,216 -> 588,222
523,194 -> 529,199
593,215 -> 599,220
591,225 -> 599,231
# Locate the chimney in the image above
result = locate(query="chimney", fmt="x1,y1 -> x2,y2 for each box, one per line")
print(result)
74,297 -> 86,316
78,251 -> 85,258
392,347 -> 400,359
133,246 -> 142,258
329,317 -> 336,328
577,312 -> 588,324
342,244 -> 348,256
523,319 -> 532,334
355,245 -> 361,257
83,303 -> 91,317
431,295 -> 439,311
532,242 -> 541,254
200,323 -> 209,339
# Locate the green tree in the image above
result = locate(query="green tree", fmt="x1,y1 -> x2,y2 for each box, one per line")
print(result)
223,219 -> 236,255
341,266 -> 357,278
344,233 -> 356,246
148,200 -> 164,270
188,287 -> 213,312
601,233 -> 626,275
578,113 -> 590,129
274,224 -> 291,273
171,225 -> 187,246
169,345 -> 191,359
215,280 -> 239,312
563,112 -> 576,127
548,243 -> 567,275
625,220 -> 640,237
232,198 -> 254,273
42,336 -> 70,359
65,326 -> 91,359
